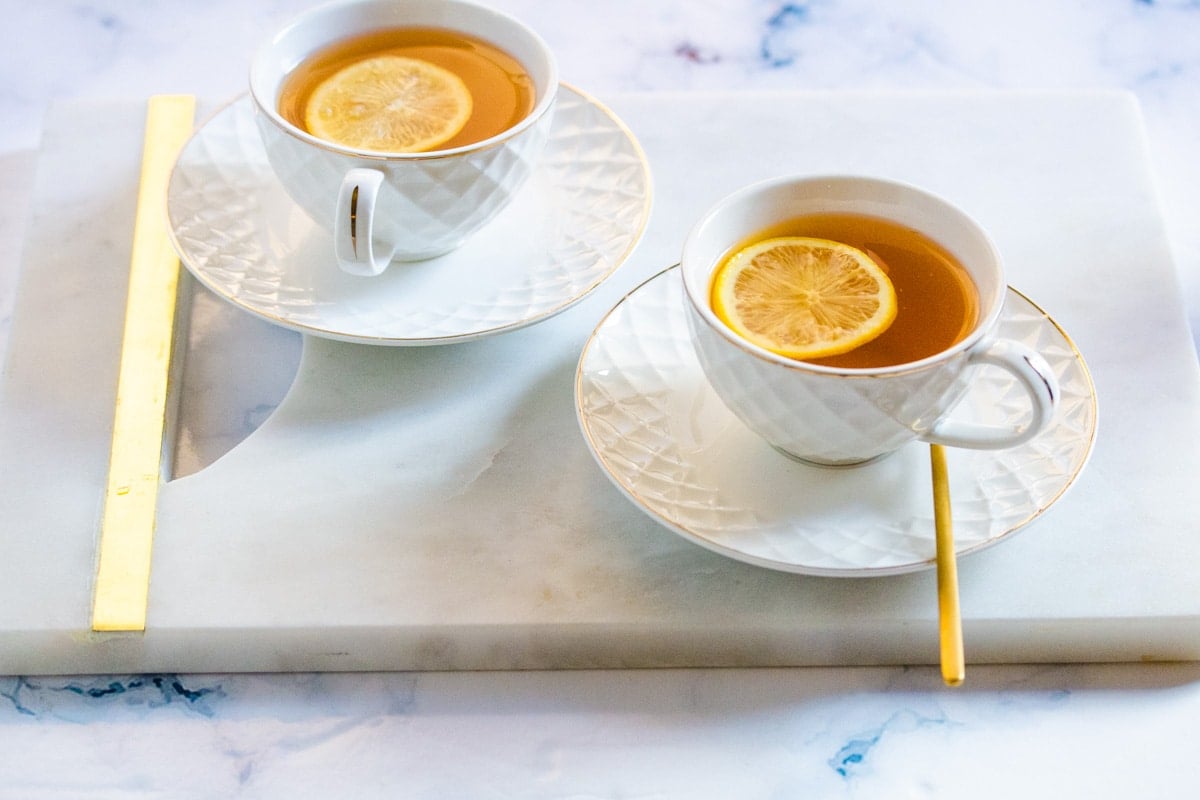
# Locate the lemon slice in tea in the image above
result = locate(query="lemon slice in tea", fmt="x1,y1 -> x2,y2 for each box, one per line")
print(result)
711,236 -> 898,361
305,55 -> 473,153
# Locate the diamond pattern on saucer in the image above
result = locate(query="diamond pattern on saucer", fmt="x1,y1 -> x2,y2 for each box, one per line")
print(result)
576,267 -> 1098,577
166,88 -> 651,344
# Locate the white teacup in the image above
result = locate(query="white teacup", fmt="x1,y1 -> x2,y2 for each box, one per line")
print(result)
681,175 -> 1060,466
249,0 -> 558,275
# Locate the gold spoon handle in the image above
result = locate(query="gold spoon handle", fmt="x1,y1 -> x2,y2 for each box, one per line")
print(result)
931,444 -> 965,686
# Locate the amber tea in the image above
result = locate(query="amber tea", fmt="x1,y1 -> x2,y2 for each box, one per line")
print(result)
713,212 -> 980,369
277,26 -> 536,152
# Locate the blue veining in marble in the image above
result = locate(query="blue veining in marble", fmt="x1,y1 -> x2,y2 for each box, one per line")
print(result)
760,2 -> 815,67
74,4 -> 125,41
1,674 -> 223,719
828,708 -> 956,778
0,679 -> 35,716
74,3 -> 121,31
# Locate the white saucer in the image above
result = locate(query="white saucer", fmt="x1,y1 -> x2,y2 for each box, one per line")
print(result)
575,266 -> 1098,577
166,87 -> 652,345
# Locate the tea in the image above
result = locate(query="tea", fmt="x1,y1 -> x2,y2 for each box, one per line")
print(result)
713,212 -> 979,369
277,26 -> 536,151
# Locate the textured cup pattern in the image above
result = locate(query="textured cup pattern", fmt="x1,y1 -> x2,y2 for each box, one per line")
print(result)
255,106 -> 554,261
685,300 -> 977,464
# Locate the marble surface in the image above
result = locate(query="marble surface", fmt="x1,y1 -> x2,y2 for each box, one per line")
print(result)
3,0 -> 1200,796
9,88 -> 1198,676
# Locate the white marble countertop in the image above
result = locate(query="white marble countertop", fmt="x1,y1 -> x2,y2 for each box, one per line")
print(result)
2,1 -> 1199,796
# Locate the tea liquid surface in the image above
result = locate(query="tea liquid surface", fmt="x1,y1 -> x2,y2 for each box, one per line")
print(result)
717,213 -> 979,369
278,27 -> 536,151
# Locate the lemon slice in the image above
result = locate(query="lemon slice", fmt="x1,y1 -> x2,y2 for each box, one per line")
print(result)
711,236 -> 897,360
305,55 -> 473,153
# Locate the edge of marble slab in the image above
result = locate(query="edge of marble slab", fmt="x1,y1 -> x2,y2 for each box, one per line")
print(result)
4,617 -> 1198,675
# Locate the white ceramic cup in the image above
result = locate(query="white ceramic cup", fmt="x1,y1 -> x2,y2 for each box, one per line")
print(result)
249,0 -> 558,275
681,175 -> 1060,466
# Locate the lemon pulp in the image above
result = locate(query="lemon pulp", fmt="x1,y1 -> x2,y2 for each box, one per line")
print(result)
304,55 -> 473,153
710,236 -> 898,361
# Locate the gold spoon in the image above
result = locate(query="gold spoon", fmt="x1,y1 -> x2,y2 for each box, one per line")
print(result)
930,444 -> 965,686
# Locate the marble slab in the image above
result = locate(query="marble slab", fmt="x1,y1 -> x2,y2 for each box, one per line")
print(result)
2,90 -> 1198,674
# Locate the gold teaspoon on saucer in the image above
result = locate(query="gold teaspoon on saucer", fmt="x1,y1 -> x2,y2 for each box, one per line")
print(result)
930,444 -> 965,686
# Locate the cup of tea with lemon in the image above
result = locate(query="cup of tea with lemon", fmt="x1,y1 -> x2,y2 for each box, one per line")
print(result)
250,0 -> 558,275
681,175 -> 1060,466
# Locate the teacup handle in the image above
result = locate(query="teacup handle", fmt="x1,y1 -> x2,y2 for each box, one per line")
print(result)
334,167 -> 395,277
922,339 -> 1059,450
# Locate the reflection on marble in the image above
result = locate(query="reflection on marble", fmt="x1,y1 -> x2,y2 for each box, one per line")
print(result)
2,0 -> 1200,796
173,285 -> 302,477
